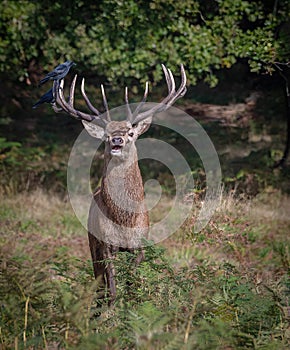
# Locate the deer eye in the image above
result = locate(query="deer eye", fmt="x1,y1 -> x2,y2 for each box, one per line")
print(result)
128,132 -> 134,137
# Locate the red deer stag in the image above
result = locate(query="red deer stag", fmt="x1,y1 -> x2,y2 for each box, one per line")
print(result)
51,65 -> 187,303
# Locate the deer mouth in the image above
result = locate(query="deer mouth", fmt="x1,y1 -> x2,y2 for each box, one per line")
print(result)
111,145 -> 123,155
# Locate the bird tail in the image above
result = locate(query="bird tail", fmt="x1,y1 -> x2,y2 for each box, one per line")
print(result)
38,76 -> 49,86
32,100 -> 42,109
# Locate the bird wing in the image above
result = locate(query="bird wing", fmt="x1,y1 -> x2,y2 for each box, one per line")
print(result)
32,89 -> 54,108
39,61 -> 74,85
45,63 -> 67,78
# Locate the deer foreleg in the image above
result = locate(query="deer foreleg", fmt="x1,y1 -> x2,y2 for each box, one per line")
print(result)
88,232 -> 106,286
104,246 -> 117,305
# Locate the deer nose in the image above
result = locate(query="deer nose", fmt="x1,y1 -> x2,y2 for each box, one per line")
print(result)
111,137 -> 124,145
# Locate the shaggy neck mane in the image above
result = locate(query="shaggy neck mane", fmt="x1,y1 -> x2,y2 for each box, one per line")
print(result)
100,150 -> 146,226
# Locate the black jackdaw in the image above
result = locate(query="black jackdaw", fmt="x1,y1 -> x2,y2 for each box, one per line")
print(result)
39,60 -> 76,86
32,88 -> 54,109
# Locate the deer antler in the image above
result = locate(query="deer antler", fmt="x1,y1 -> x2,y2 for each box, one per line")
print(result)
129,64 -> 187,125
52,65 -> 186,127
52,75 -> 108,128
125,82 -> 149,123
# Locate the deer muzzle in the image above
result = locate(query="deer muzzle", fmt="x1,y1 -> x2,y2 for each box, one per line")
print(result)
110,136 -> 124,156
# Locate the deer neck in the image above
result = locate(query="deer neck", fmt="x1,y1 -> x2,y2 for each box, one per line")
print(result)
100,144 -> 145,221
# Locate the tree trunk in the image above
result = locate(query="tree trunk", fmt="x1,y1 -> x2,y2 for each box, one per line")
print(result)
274,65 -> 290,168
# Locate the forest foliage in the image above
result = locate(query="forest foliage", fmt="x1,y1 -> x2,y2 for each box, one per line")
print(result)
0,0 -> 289,86
0,0 -> 290,194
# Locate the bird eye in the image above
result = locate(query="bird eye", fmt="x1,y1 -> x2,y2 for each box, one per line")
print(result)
128,132 -> 134,137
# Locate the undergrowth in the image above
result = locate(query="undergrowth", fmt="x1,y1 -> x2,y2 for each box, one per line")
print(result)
0,190 -> 289,349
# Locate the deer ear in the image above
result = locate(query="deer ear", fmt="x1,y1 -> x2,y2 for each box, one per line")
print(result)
82,120 -> 105,139
133,116 -> 152,137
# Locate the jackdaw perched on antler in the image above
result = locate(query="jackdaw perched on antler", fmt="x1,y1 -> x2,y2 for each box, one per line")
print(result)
32,88 -> 55,109
39,60 -> 76,86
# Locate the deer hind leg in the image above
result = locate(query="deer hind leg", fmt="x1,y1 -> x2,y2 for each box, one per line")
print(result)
135,248 -> 145,265
122,247 -> 145,265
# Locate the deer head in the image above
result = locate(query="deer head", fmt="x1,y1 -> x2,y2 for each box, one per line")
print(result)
52,65 -> 187,157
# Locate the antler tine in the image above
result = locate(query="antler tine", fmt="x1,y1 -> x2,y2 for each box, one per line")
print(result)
161,64 -> 173,93
52,77 -> 107,127
81,78 -> 101,116
52,103 -> 63,113
167,68 -> 176,97
131,64 -> 187,125
168,64 -> 187,102
132,81 -> 149,119
159,66 -> 177,105
125,86 -> 133,122
156,68 -> 176,108
101,84 -> 111,121
56,79 -> 77,115
167,64 -> 187,105
52,80 -> 64,113
59,78 -> 94,121
53,79 -> 64,110
68,74 -> 77,107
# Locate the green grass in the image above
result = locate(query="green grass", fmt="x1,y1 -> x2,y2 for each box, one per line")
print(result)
0,189 -> 289,349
